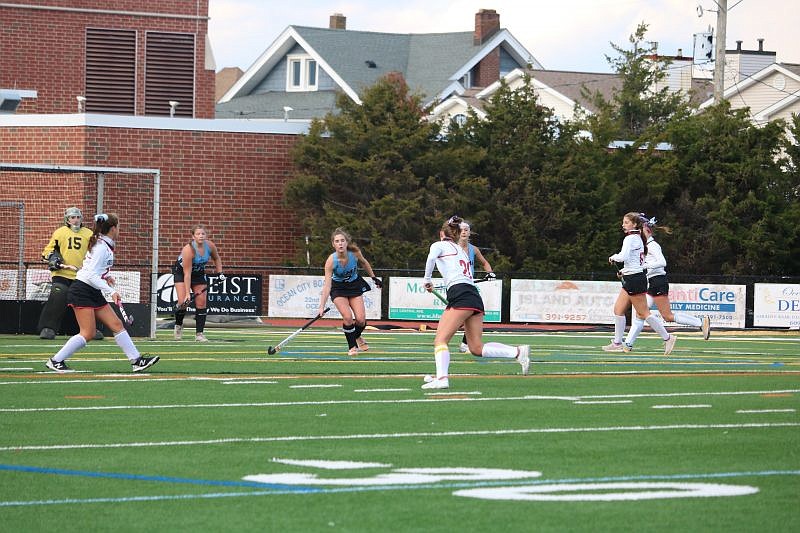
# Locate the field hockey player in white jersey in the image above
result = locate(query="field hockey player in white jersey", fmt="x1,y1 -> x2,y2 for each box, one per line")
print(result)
421,215 -> 529,390
604,211 -> 676,355
622,214 -> 710,351
45,213 -> 159,373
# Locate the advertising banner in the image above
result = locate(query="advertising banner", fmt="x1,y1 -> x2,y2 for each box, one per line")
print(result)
0,268 -> 141,302
660,283 -> 746,328
753,283 -> 800,328
510,279 -> 747,328
268,274 -> 381,319
510,279 -> 619,324
388,277 -> 502,322
156,273 -> 262,315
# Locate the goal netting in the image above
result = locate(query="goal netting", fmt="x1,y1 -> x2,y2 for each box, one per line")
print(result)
0,163 -> 160,338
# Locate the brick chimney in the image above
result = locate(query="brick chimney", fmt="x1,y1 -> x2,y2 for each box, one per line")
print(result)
330,13 -> 346,30
474,9 -> 500,45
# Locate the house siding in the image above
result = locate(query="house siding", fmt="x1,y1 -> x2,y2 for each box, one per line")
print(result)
254,44 -> 337,94
729,71 -> 800,119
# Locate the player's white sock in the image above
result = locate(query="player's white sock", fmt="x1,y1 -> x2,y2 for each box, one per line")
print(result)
434,344 -> 450,379
625,316 -> 646,346
52,334 -> 86,362
114,330 -> 141,361
645,315 -> 671,341
481,342 -> 517,358
613,315 -> 627,344
673,311 -> 702,327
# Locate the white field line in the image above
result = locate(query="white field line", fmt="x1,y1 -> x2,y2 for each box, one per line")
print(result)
1,422 -> 798,452
652,405 -> 713,409
354,388 -> 413,393
289,384 -> 342,389
574,400 -> 633,405
736,409 -> 796,414
221,381 -> 278,385
0,389 -> 797,414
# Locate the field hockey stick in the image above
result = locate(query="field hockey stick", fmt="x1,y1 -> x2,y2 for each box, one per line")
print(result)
430,288 -> 448,305
267,307 -> 331,355
117,301 -> 134,325
432,273 -> 498,291
176,277 -> 225,312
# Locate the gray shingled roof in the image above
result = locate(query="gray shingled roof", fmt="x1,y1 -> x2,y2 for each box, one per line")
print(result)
527,69 -> 621,114
294,26 -> 481,101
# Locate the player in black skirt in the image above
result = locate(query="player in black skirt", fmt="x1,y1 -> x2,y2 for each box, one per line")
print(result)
44,213 -> 159,373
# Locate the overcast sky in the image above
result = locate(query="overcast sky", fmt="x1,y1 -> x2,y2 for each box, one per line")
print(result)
208,0 -> 797,74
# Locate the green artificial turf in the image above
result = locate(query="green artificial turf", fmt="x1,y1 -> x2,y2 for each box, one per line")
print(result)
1,328 -> 798,532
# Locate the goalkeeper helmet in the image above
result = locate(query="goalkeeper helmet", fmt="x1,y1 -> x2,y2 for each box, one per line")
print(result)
64,207 -> 83,232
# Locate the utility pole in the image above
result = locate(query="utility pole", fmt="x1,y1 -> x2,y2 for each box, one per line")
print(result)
713,0 -> 727,102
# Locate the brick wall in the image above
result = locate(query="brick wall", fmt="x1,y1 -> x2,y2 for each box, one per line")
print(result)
0,1 -> 214,117
474,48 -> 501,88
0,124 -> 304,309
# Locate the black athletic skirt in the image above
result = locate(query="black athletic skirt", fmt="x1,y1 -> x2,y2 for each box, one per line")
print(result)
621,271 -> 648,296
67,280 -> 109,309
173,262 -> 208,286
331,277 -> 371,299
647,274 -> 670,297
445,283 -> 484,315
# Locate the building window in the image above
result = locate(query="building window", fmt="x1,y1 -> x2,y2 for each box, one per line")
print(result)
287,55 -> 318,91
85,28 -> 136,114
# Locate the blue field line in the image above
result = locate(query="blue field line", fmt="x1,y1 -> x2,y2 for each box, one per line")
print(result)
1,463 -> 798,507
0,463 -> 319,492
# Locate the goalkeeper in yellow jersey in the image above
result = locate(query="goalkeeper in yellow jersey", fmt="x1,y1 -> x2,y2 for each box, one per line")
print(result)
38,207 -> 102,340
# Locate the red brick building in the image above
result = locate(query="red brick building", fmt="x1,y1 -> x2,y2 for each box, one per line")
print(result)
0,1 -> 307,328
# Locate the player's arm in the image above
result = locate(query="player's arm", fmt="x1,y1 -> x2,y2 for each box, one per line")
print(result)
318,256 -> 334,315
208,240 -> 223,274
181,245 -> 194,292
355,250 -> 376,278
473,247 -> 492,274
41,229 -> 59,260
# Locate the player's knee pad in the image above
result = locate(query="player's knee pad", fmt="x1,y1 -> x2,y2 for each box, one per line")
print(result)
38,282 -> 70,331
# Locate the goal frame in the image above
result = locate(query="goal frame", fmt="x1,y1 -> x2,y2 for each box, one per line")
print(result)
0,162 -> 161,339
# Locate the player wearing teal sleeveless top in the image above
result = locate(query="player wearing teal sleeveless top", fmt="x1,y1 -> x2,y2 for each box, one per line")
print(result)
173,225 -> 224,342
318,228 -> 382,356
457,221 -> 494,354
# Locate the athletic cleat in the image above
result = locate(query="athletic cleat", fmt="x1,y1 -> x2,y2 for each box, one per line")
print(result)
602,341 -> 624,352
132,355 -> 160,373
702,315 -> 711,340
93,329 -> 104,341
356,337 -> 369,351
347,347 -> 359,356
459,342 -> 470,353
39,328 -> 56,340
421,377 -> 449,390
664,334 -> 677,356
517,345 -> 530,375
195,333 -> 208,342
622,342 -> 633,353
45,358 -> 73,372
423,374 -> 434,383
174,325 -> 183,340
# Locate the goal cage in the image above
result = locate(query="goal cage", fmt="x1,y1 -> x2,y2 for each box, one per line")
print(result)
0,163 -> 161,339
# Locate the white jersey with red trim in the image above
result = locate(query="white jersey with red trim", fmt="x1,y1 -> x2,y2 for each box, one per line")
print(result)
424,239 -> 474,289
609,233 -> 645,275
76,235 -> 115,295
643,237 -> 667,278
